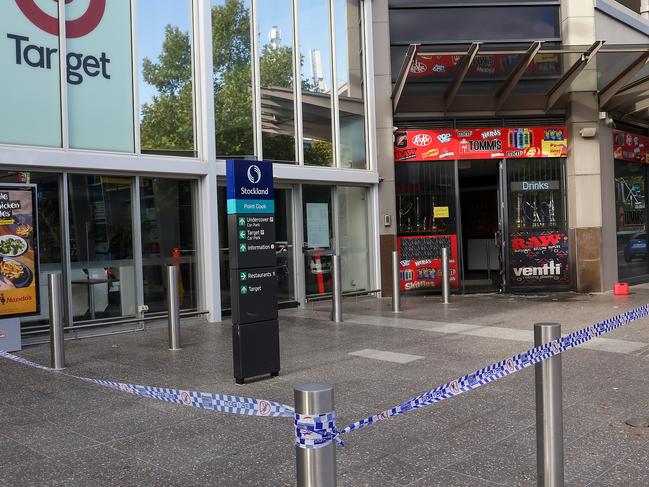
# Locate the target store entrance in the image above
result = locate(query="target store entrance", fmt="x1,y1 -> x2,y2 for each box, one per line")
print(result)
394,125 -> 571,294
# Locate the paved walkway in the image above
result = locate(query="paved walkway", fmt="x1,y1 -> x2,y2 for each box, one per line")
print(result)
3,287 -> 649,485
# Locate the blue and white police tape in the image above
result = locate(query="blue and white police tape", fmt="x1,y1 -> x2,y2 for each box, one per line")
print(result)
295,412 -> 344,449
338,303 -> 649,437
0,350 -> 294,418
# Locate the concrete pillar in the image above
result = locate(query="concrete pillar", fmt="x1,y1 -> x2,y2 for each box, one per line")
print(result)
562,0 -> 612,292
642,0 -> 649,20
372,0 -> 397,296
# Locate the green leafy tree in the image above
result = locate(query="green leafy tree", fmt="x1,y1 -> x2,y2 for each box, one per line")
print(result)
140,0 -> 330,163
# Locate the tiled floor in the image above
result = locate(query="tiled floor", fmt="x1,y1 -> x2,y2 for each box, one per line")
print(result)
3,287 -> 649,485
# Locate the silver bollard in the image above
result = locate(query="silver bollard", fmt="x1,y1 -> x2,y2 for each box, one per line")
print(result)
167,265 -> 181,350
295,384 -> 336,487
442,247 -> 450,304
330,255 -> 343,323
48,273 -> 65,369
534,323 -> 564,487
392,250 -> 401,313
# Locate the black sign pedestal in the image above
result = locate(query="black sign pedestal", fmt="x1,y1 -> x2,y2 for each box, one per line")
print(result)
226,160 -> 280,384
232,320 -> 280,383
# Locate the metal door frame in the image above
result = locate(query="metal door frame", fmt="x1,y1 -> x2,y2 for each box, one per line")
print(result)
498,159 -> 510,292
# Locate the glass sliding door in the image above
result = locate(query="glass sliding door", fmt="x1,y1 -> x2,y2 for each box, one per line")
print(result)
140,178 -> 198,313
302,185 -> 334,297
338,186 -> 370,292
68,175 -> 136,322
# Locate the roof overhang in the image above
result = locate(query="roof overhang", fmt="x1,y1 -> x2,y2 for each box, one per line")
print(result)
392,41 -> 649,125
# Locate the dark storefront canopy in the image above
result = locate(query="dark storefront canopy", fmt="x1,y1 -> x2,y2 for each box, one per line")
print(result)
392,42 -> 649,125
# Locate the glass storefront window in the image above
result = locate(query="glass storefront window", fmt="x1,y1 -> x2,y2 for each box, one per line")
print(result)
137,0 -> 196,156
68,175 -> 136,322
339,186 -> 370,292
335,0 -> 366,169
1,2 -> 62,147
615,160 -> 648,280
299,0 -> 334,167
140,178 -> 198,313
302,185 -> 333,297
212,0 -> 255,158
507,158 -> 566,232
258,0 -> 297,163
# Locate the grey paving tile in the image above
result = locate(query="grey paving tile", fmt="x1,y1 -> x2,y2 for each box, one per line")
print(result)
1,419 -> 100,457
53,444 -> 183,487
589,463 -> 649,487
0,457 -> 101,487
408,468 -> 502,487
0,434 -> 48,469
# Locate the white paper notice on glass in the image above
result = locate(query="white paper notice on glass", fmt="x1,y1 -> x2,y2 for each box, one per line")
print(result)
306,203 -> 330,248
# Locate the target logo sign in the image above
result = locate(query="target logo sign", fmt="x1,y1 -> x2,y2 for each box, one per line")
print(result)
15,0 -> 106,38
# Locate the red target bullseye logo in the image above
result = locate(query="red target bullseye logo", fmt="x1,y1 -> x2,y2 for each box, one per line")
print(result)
15,0 -> 106,38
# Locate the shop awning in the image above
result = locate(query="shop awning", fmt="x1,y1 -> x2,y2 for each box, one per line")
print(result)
392,42 -> 649,125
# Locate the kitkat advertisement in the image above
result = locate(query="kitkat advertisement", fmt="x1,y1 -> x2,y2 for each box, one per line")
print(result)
510,231 -> 569,288
398,235 -> 459,292
0,185 -> 39,318
613,130 -> 649,163
394,127 -> 568,162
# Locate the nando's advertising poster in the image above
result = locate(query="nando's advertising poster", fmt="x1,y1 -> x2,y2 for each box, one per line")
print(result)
0,185 -> 39,318
394,127 -> 568,162
510,231 -> 569,288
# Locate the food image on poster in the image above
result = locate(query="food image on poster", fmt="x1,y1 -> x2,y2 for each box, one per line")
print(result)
398,235 -> 459,292
509,231 -> 569,287
0,186 -> 39,318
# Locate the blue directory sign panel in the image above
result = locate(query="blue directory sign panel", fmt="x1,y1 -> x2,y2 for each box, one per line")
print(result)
226,160 -> 280,384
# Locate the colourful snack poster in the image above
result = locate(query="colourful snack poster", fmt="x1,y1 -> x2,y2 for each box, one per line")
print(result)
0,185 -> 39,318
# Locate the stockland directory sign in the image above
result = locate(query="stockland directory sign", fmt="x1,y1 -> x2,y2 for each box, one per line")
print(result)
0,0 -> 134,151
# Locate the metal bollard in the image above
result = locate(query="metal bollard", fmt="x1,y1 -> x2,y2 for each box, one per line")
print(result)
392,250 -> 401,313
330,256 -> 343,323
167,265 -> 181,350
442,247 -> 450,304
295,384 -> 336,487
48,273 -> 65,369
534,323 -> 564,487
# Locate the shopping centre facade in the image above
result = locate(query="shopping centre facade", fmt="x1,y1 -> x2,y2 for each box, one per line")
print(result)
2,0 -> 649,335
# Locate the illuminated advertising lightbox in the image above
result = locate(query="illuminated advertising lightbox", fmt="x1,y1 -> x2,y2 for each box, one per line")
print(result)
0,0 -> 134,152
394,127 -> 568,162
0,185 -> 40,319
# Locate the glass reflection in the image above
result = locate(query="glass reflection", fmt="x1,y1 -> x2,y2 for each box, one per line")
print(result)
68,175 -> 136,322
336,0 -> 366,169
140,178 -> 197,313
339,186 -> 370,292
212,0 -> 255,157
137,0 -> 196,156
258,0 -> 296,163
302,185 -> 333,297
299,0 -> 334,166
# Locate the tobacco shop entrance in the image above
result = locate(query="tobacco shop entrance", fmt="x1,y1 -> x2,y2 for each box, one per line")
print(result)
394,125 -> 571,294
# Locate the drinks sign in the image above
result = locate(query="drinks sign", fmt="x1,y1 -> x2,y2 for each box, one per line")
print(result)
394,127 -> 568,162
0,185 -> 40,318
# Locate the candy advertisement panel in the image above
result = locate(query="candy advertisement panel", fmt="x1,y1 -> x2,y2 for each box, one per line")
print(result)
0,185 -> 39,318
394,127 -> 568,162
509,231 -> 569,287
397,235 -> 459,292
613,130 -> 649,164
407,53 -> 562,79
